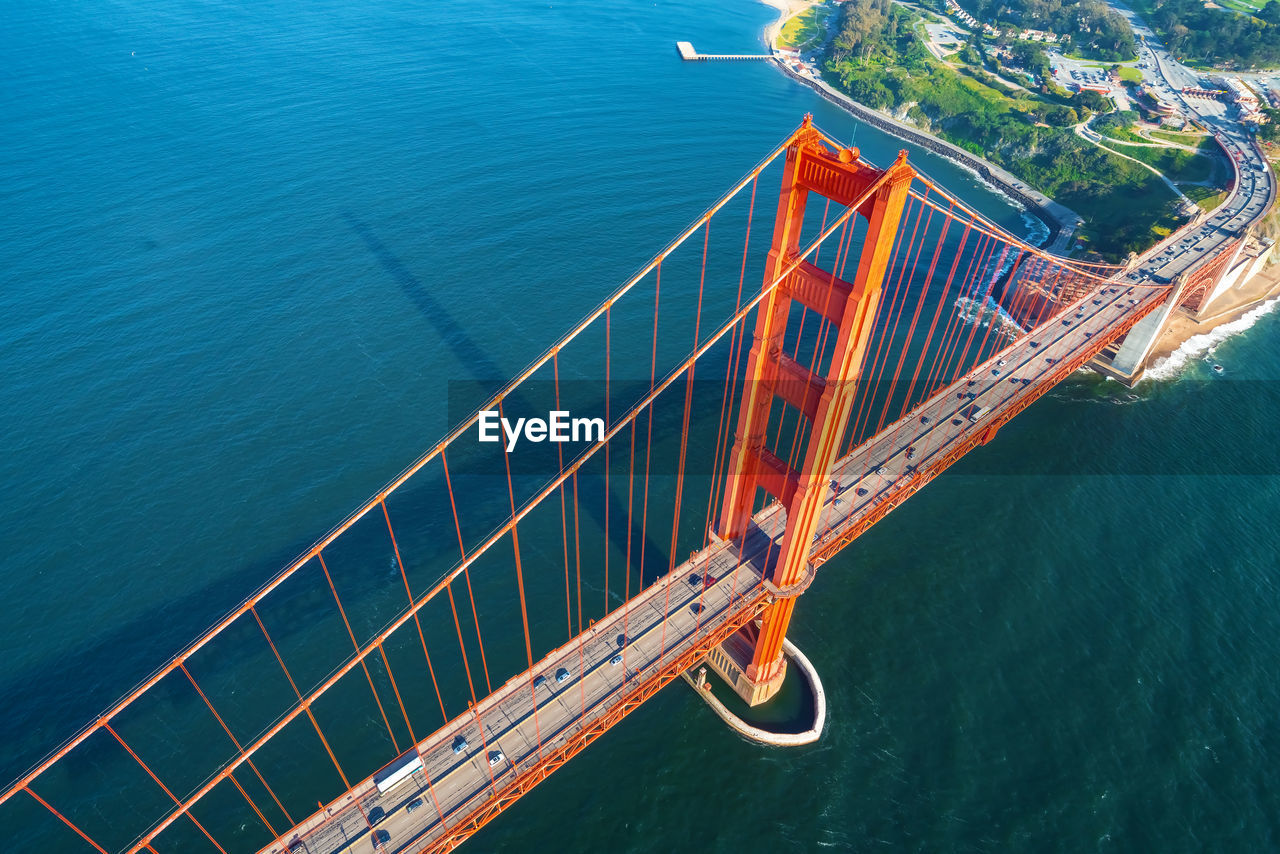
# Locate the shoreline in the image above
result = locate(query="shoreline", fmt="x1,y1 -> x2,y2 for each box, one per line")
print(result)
1142,264 -> 1280,380
755,0 -> 1277,382
756,0 -> 1080,253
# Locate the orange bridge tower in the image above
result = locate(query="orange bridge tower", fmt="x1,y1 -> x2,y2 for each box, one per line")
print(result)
712,117 -> 915,706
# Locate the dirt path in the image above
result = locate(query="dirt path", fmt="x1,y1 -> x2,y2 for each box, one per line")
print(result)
1075,120 -> 1195,206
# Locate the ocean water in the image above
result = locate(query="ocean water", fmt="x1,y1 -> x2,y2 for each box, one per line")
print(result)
3,0 -> 1280,851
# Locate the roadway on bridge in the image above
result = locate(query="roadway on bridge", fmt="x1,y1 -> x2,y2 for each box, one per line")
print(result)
267,523 -> 781,854
271,272 -> 1165,854
814,279 -> 1167,554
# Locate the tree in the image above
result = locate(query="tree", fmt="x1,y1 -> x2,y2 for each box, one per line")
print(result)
1259,109 -> 1280,143
1075,90 -> 1110,114
1046,105 -> 1080,126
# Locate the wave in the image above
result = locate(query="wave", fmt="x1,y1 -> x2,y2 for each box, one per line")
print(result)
1141,295 -> 1280,382
955,294 -> 1024,340
1019,209 -> 1050,248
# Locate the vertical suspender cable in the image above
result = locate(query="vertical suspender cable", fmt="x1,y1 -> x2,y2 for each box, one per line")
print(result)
317,553 -> 400,754
441,451 -> 492,696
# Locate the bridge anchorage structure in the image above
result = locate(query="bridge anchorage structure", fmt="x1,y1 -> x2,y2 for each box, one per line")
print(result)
3,116 -> 1170,854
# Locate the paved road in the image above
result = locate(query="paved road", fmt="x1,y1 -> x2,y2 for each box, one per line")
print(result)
1107,2 -> 1275,287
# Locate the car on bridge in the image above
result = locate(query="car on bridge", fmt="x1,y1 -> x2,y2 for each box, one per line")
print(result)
406,797 -> 424,814
451,735 -> 468,754
488,750 -> 505,767
371,829 -> 391,852
555,666 -> 570,683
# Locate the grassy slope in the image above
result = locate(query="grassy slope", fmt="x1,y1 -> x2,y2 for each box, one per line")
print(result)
1100,124 -> 1149,143
1180,184 -> 1228,212
1101,140 -> 1216,183
822,17 -> 1183,258
1147,129 -> 1210,145
779,5 -> 833,50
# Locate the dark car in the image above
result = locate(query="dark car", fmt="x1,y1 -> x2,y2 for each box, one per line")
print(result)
690,602 -> 703,615
533,674 -> 547,689
368,806 -> 385,824
372,829 -> 391,851
406,797 -> 424,814
687,573 -> 702,587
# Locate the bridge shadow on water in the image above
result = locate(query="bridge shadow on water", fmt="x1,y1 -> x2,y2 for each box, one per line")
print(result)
340,211 -> 675,589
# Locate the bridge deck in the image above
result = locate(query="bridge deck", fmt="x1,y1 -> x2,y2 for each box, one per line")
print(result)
263,278 -> 1163,854
263,516 -> 785,854
813,279 -> 1166,555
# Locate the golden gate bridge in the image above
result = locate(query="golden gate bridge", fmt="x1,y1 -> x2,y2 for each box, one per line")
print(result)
2,118 -> 1182,853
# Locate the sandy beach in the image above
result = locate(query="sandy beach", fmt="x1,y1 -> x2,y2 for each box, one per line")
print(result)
758,0 -> 819,49
1145,263 -> 1280,371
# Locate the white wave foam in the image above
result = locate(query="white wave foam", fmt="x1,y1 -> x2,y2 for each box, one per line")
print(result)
1142,295 -> 1280,382
955,295 -> 1023,340
1020,209 -> 1050,247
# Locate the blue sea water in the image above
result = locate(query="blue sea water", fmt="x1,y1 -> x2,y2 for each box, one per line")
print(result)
3,0 -> 1280,850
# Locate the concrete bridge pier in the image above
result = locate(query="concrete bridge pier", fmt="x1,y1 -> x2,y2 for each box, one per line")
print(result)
684,636 -> 826,746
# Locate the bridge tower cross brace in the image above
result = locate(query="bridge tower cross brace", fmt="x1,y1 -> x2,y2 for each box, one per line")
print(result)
714,119 -> 915,706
